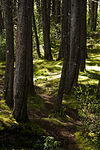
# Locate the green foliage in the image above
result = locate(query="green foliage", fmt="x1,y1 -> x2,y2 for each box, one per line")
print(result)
75,131 -> 100,150
74,85 -> 99,133
43,136 -> 60,150
74,85 -> 100,149
97,10 -> 100,30
50,22 -> 61,58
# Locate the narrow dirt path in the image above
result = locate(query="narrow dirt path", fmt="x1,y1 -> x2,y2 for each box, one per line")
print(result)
28,92 -> 81,150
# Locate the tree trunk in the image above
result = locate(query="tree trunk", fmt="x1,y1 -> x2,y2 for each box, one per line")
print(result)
56,0 -> 70,111
57,0 -> 64,60
42,0 -> 52,60
0,0 -> 4,32
65,0 -> 81,93
12,0 -> 17,25
88,0 -> 94,30
33,0 -> 41,58
26,0 -> 34,94
97,79 -> 100,99
88,0 -> 98,31
0,1 -> 2,35
4,0 -> 14,108
93,0 -> 98,31
13,0 -> 28,122
80,0 -> 87,71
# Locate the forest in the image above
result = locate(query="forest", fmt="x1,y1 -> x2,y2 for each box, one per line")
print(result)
0,0 -> 100,149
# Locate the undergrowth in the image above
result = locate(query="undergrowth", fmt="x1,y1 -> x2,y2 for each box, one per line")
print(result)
74,85 -> 100,150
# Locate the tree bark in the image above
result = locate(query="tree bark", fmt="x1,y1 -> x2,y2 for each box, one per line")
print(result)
42,0 -> 52,60
80,0 -> 87,71
57,0 -> 64,60
13,0 -> 28,122
65,0 -> 81,93
33,0 -> 41,58
26,0 -> 34,94
0,1 -> 3,35
93,0 -> 98,31
97,79 -> 100,99
12,0 -> 17,25
88,0 -> 98,31
4,0 -> 14,108
56,0 -> 70,111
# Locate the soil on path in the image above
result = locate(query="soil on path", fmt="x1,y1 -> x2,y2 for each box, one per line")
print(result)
28,90 -> 81,150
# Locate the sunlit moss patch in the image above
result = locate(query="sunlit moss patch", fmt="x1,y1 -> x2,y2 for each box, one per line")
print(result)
0,99 -> 18,131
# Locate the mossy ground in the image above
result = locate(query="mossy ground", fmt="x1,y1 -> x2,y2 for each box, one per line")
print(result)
0,99 -> 46,149
31,30 -> 100,149
0,28 -> 100,149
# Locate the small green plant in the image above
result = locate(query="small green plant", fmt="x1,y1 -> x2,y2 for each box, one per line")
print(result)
43,136 -> 60,150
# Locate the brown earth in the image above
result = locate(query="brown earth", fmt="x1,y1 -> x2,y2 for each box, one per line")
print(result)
28,90 -> 81,150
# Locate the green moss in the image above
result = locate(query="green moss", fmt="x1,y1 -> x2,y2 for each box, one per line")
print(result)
42,118 -> 66,126
62,95 -> 78,109
21,121 -> 46,136
0,99 -> 18,131
28,94 -> 45,110
0,99 -> 10,110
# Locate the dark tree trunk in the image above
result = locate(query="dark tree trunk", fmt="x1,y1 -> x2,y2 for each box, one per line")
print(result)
57,0 -> 64,60
93,0 -> 98,31
13,0 -> 28,122
57,0 -> 71,60
80,0 -> 87,71
26,0 -> 34,94
88,0 -> 98,31
12,0 -> 17,25
56,0 -> 61,24
65,0 -> 81,93
4,0 -> 14,108
97,79 -> 100,99
88,0 -> 94,30
33,0 -> 41,58
0,0 -> 4,32
1,0 -> 4,29
56,0 -> 70,111
0,1 -> 3,35
42,0 -> 52,60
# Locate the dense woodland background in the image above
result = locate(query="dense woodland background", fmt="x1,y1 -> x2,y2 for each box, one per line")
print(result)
0,0 -> 100,149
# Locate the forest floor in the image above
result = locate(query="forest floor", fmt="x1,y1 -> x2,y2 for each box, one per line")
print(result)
28,31 -> 100,150
28,89 -> 81,150
0,31 -> 100,150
